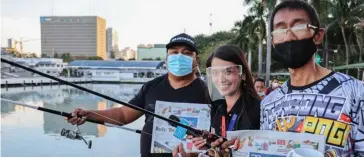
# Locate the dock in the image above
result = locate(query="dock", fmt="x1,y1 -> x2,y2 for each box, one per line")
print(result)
1,77 -> 92,88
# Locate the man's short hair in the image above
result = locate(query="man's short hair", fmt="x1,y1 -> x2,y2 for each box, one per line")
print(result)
254,78 -> 265,85
270,0 -> 321,32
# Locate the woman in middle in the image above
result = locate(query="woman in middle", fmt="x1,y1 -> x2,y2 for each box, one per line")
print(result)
173,44 -> 261,157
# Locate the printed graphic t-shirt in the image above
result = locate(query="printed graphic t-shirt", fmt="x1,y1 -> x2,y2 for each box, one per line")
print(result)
260,72 -> 364,157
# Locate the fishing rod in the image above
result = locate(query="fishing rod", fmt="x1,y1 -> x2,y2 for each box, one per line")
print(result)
1,98 -> 144,149
0,58 -> 216,140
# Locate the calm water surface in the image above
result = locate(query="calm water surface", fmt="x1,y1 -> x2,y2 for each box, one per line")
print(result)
1,84 -> 145,157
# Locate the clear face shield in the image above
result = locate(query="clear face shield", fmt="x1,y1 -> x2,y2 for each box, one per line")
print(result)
206,65 -> 243,102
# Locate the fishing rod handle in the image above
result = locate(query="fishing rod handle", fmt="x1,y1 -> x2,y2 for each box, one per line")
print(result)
201,130 -> 228,142
38,107 -> 105,125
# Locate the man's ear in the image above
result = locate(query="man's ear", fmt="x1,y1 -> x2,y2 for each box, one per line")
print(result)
314,28 -> 325,45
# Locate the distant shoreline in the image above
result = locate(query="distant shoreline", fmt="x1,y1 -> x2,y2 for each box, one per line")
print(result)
1,77 -> 149,88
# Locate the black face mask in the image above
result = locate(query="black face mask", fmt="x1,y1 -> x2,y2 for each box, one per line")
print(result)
272,37 -> 317,69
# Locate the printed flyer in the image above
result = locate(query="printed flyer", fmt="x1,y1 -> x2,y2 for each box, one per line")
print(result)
227,130 -> 325,157
151,100 -> 211,153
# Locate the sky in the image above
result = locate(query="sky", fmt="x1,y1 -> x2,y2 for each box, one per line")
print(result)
1,0 -> 248,56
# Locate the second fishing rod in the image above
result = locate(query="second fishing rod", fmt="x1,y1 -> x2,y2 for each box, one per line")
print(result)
1,58 -> 227,143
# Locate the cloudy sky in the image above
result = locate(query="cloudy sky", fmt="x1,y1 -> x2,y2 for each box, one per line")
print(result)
1,0 -> 248,55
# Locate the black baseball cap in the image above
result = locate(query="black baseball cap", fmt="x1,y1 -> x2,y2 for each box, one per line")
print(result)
166,33 -> 198,53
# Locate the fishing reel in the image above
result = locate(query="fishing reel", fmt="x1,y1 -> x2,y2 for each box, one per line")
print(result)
61,125 -> 92,149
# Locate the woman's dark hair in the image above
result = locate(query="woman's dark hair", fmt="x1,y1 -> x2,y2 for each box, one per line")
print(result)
206,44 -> 260,101
270,0 -> 321,32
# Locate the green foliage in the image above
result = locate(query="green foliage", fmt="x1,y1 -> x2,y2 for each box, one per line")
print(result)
310,0 -> 364,72
61,53 -> 73,62
54,52 -> 59,58
87,56 -> 104,60
142,58 -> 154,60
109,50 -> 116,59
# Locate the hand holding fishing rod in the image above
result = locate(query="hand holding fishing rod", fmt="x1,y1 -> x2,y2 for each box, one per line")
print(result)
168,115 -> 227,149
0,98 -> 144,149
1,58 -> 198,134
66,108 -> 89,125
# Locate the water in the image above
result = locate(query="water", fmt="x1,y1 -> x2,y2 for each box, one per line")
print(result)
1,84 -> 145,157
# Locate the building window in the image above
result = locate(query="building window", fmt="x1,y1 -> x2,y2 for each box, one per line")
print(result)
133,73 -> 137,78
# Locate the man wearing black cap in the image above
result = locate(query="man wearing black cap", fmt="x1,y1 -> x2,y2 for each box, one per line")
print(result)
66,33 -> 210,157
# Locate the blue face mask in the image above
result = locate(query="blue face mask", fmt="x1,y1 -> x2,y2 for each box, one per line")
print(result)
258,92 -> 265,97
167,54 -> 193,76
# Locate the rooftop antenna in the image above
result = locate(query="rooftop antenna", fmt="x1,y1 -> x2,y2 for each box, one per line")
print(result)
51,0 -> 54,15
209,13 -> 212,35
89,0 -> 91,16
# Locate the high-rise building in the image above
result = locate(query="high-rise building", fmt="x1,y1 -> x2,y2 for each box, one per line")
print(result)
106,28 -> 119,60
40,16 -> 107,59
8,39 -> 16,48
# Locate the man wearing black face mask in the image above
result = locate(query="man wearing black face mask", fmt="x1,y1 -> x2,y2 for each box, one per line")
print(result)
260,0 -> 364,157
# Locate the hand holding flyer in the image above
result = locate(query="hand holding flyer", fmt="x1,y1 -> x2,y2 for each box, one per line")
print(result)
151,101 -> 211,154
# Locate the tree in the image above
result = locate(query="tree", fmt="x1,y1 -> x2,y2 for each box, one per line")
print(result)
61,53 -> 73,62
329,0 -> 363,73
243,1 -> 267,77
87,56 -> 104,60
109,50 -> 116,59
41,53 -> 48,58
310,0 -> 364,73
30,53 -> 37,58
310,0 -> 334,67
243,0 -> 277,84
155,57 -> 161,60
230,18 -> 254,69
54,52 -> 59,58
353,22 -> 363,62
263,0 -> 277,85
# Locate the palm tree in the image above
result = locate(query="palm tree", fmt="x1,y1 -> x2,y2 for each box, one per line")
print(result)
230,17 -> 258,70
310,0 -> 334,68
243,0 -> 276,84
110,50 -> 116,59
259,0 -> 277,85
247,1 -> 267,77
353,21 -> 364,62
327,0 -> 363,73
231,1 -> 267,76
